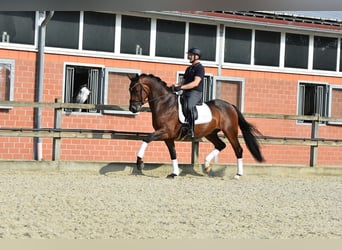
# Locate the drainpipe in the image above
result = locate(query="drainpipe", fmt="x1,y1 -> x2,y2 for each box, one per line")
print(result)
34,11 -> 54,160
213,24 -> 225,164
217,24 -> 224,77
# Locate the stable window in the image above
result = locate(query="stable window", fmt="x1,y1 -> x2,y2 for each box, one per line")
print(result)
339,40 -> 342,72
188,23 -> 217,61
224,27 -> 252,64
120,15 -> 151,56
214,76 -> 244,111
329,85 -> 342,125
285,33 -> 309,69
254,30 -> 280,67
83,12 -> 115,52
103,68 -> 141,115
177,73 -> 213,102
155,19 -> 185,59
0,11 -> 35,45
64,65 -> 104,113
298,82 -> 329,123
313,36 -> 338,71
46,11 -> 80,49
0,59 -> 15,109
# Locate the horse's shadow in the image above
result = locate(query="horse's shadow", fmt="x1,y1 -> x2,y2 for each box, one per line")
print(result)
99,162 -> 227,178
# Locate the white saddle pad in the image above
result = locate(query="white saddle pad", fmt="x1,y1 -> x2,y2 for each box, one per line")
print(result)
178,96 -> 212,124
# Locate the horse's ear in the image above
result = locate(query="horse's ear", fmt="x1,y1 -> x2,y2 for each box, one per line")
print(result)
127,73 -> 139,80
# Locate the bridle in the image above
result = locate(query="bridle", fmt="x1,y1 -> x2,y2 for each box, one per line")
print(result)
129,80 -> 150,106
129,79 -> 172,106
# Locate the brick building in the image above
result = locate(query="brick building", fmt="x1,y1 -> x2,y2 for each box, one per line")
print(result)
0,11 -> 341,167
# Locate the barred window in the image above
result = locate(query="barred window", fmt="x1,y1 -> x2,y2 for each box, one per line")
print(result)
64,65 -> 103,113
298,82 -> 329,123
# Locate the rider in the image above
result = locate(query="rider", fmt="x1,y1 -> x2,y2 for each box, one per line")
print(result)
173,48 -> 205,138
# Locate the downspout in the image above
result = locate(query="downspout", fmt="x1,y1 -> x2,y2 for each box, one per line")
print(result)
34,11 -> 54,160
217,23 -> 224,78
212,24 -> 225,165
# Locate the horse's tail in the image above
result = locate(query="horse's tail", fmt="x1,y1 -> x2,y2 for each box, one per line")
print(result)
233,106 -> 264,162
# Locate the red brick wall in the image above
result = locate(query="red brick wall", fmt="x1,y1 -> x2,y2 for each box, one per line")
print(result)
0,48 -> 341,166
331,88 -> 342,117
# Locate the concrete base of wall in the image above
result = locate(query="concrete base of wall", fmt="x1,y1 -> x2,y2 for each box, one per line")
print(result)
0,160 -> 341,177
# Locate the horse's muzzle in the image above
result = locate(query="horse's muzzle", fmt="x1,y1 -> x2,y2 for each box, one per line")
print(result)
129,103 -> 141,113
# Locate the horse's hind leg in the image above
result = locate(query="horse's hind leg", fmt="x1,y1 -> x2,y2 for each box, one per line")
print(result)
223,128 -> 244,179
204,131 -> 226,173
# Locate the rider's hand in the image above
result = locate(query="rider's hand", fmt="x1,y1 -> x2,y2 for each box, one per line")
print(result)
172,85 -> 182,92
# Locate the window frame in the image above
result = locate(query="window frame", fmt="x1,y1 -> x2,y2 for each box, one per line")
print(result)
224,26 -> 252,65
284,32 -> 310,69
1,12 -> 341,77
63,62 -> 105,114
0,11 -> 36,46
328,84 -> 342,125
103,67 -> 141,115
0,59 -> 15,109
297,81 -> 329,124
45,11 -> 80,50
82,11 -> 116,53
188,22 -> 217,62
213,76 -> 245,112
312,35 -> 338,71
120,14 -> 151,56
254,29 -> 281,67
155,18 -> 186,59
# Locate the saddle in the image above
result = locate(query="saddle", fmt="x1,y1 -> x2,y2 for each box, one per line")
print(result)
177,95 -> 212,124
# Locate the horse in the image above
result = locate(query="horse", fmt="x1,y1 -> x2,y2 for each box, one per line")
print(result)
128,73 -> 264,179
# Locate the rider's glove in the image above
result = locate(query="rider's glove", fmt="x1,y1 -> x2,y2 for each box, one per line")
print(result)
172,85 -> 182,92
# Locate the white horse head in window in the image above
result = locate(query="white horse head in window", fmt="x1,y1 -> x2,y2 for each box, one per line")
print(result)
74,84 -> 91,112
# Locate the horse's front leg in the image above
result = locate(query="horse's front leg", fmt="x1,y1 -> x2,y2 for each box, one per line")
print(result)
164,139 -> 179,178
136,140 -> 148,170
135,130 -> 165,171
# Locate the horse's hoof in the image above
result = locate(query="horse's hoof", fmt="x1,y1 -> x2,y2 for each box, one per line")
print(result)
137,160 -> 144,171
204,166 -> 211,174
203,162 -> 211,174
166,173 -> 178,179
233,174 -> 241,180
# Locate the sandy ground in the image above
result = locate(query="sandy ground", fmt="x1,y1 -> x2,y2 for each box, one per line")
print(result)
0,169 -> 341,239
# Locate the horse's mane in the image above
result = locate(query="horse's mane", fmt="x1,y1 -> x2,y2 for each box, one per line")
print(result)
140,73 -> 170,91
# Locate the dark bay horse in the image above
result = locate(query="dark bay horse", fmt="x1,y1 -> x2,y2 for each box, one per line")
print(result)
128,73 -> 264,179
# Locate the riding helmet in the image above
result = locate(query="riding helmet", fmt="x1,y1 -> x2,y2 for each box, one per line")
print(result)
187,47 -> 201,58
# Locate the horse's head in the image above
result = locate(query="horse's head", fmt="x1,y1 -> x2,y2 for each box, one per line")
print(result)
128,73 -> 149,113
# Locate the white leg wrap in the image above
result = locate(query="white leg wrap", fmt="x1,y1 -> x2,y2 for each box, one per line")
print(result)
237,158 -> 243,176
172,159 -> 179,175
204,149 -> 220,167
137,141 -> 148,158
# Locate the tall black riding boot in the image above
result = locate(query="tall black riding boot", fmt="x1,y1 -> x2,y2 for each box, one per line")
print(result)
189,120 -> 195,138
187,111 -> 195,138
